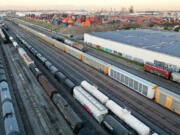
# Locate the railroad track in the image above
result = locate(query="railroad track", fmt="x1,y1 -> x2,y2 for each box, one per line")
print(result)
35,37 -> 180,134
19,21 -> 180,94
0,43 -> 29,135
8,24 -> 110,135
12,23 -> 180,135
87,48 -> 180,94
2,35 -> 74,135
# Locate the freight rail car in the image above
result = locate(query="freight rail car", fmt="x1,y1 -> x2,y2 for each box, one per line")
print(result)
10,40 -> 95,135
16,37 -> 143,135
155,87 -> 180,114
52,36 -> 65,43
81,81 -> 150,135
144,62 -> 180,83
15,34 -> 166,135
109,65 -> 156,99
0,55 -> 20,135
18,23 -> 180,115
171,72 -> 180,83
144,62 -> 171,79
73,86 -> 108,123
52,35 -> 86,52
1,27 -> 11,43
15,39 -> 139,135
64,39 -> 86,52
83,54 -> 109,74
0,28 -> 7,43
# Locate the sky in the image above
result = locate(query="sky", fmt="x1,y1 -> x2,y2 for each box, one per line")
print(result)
0,0 -> 180,11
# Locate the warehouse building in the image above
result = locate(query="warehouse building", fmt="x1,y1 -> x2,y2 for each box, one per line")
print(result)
84,29 -> 180,72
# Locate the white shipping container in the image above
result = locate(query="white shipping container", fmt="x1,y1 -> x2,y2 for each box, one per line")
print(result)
73,86 -> 108,123
106,100 -> 150,135
81,80 -> 109,104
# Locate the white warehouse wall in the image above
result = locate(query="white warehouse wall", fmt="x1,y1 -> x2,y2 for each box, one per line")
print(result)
84,33 -> 180,67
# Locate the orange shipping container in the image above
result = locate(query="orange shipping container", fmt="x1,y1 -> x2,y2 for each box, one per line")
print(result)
82,21 -> 91,27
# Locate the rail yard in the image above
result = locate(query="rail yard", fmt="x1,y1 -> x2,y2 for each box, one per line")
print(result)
0,18 -> 180,135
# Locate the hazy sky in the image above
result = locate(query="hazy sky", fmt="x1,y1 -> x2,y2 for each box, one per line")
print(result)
0,0 -> 179,11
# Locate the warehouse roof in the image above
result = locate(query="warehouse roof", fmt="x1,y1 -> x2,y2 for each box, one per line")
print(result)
89,29 -> 180,57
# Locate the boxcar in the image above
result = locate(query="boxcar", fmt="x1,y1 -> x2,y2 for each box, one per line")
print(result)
155,87 -> 180,115
66,46 -> 84,61
54,40 -> 66,51
83,54 -> 109,75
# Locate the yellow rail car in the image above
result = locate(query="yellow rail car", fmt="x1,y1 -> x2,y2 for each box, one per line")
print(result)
155,87 -> 180,115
